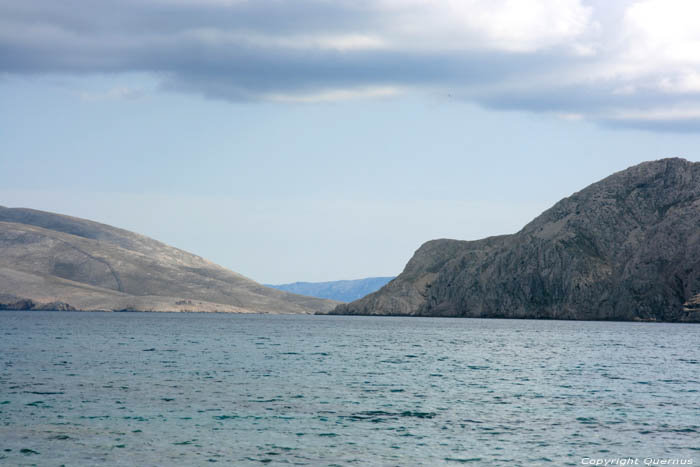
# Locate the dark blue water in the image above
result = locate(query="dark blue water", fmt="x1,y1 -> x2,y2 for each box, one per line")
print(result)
1,311 -> 698,465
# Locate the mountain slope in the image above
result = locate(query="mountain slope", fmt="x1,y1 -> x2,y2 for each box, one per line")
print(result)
266,277 -> 395,302
0,207 -> 337,313
331,158 -> 700,322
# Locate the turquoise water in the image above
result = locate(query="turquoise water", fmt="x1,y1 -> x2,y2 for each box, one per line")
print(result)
1,311 -> 698,466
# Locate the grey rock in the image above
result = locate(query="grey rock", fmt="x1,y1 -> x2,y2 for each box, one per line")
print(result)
0,298 -> 77,311
0,207 -> 338,314
683,294 -> 700,312
331,158 -> 700,322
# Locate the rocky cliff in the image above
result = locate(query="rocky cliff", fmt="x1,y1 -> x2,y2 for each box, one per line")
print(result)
0,207 -> 337,313
331,158 -> 700,322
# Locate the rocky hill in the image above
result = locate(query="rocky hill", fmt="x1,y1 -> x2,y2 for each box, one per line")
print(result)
266,277 -> 395,302
0,207 -> 337,313
331,158 -> 700,322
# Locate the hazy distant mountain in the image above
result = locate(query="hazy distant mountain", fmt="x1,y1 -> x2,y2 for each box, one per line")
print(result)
0,207 -> 337,313
331,158 -> 700,322
266,277 -> 395,302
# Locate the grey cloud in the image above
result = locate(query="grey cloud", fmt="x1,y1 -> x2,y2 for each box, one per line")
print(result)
0,0 -> 369,35
480,83 -> 700,113
1,0 -> 699,132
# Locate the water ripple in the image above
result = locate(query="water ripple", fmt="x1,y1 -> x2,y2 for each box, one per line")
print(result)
0,311 -> 698,465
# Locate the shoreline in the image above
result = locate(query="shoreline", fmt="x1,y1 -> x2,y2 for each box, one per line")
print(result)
2,307 -> 698,323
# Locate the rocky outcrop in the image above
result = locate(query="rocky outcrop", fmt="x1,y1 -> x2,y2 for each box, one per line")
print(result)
0,207 -> 337,314
0,297 -> 77,311
331,158 -> 700,322
683,294 -> 700,312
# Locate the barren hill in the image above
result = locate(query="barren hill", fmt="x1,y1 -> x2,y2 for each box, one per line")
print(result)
0,207 -> 337,313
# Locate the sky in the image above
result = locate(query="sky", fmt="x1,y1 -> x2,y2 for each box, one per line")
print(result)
1,0 -> 700,283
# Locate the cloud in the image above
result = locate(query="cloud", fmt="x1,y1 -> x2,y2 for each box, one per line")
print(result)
1,0 -> 699,131
375,0 -> 593,53
264,86 -> 401,103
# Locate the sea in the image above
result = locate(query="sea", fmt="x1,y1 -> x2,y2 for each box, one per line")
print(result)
1,311 -> 698,466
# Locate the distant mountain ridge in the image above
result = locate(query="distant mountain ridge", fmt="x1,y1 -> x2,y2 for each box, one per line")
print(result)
330,158 -> 700,322
0,207 -> 337,313
266,277 -> 395,302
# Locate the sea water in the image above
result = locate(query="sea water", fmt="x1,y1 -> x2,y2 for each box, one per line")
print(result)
1,311 -> 698,466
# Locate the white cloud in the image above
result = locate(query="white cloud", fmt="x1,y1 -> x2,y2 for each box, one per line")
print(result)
622,0 -> 700,64
265,86 -> 401,103
377,0 -> 594,53
609,106 -> 700,122
184,29 -> 387,51
657,71 -> 700,94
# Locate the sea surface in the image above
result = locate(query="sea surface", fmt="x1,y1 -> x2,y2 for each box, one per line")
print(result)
1,311 -> 698,466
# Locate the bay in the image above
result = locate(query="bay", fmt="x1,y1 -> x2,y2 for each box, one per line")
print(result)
1,311 -> 698,465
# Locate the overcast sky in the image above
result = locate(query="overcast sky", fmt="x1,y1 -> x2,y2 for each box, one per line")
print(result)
2,0 -> 700,283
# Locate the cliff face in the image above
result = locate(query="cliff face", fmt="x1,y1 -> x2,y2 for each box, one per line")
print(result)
0,207 -> 337,314
332,158 -> 700,322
